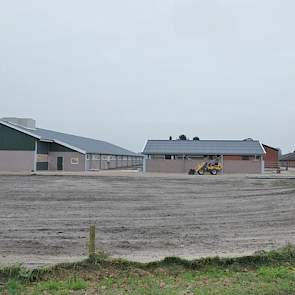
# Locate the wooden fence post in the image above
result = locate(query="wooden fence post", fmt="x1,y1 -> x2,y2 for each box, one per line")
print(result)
88,224 -> 96,257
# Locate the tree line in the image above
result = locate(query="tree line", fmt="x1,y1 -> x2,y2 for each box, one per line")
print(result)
169,135 -> 200,141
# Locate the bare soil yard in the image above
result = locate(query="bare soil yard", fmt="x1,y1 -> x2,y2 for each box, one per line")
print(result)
0,173 -> 294,267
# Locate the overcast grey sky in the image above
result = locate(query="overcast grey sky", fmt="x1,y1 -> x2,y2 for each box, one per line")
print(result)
0,0 -> 294,153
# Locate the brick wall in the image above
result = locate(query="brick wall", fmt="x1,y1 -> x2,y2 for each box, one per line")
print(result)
146,158 -> 263,174
48,152 -> 86,171
223,160 -> 263,174
0,151 -> 35,172
263,145 -> 279,168
223,155 -> 242,160
281,160 -> 295,168
145,159 -> 204,173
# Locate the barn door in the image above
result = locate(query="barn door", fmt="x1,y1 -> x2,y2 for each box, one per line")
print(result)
57,157 -> 63,171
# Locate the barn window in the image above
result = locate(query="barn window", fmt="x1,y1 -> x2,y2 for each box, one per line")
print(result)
71,157 -> 79,165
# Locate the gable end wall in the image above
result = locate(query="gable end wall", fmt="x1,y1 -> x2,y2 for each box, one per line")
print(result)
0,124 -> 36,150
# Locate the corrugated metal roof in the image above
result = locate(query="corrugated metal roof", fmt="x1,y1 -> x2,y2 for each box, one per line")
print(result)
143,140 -> 265,156
35,128 -> 140,156
280,152 -> 295,161
0,120 -> 140,156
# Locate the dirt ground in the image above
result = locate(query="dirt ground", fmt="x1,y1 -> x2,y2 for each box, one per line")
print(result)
0,172 -> 295,267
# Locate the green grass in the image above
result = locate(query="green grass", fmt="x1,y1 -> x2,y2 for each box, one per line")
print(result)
30,277 -> 88,294
1,246 -> 295,295
96,266 -> 295,295
5,280 -> 23,295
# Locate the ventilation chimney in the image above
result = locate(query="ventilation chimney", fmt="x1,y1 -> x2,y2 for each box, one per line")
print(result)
1,117 -> 36,129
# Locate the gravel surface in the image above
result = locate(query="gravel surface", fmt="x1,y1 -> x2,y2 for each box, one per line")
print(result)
0,173 -> 294,267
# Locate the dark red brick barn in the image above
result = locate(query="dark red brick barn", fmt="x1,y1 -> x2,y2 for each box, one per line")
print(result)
262,144 -> 280,168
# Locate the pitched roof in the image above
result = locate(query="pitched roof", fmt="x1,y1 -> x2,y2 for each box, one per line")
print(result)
143,140 -> 265,156
280,152 -> 295,161
0,120 -> 140,156
262,144 -> 280,151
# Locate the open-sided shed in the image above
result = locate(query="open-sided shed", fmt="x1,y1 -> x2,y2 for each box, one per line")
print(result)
142,139 -> 265,174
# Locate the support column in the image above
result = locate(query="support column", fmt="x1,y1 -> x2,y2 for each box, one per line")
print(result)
261,158 -> 265,174
33,140 -> 37,172
221,155 -> 224,175
143,155 -> 147,173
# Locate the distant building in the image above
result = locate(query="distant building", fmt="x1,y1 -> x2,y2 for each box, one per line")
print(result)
262,144 -> 280,169
142,139 -> 266,174
0,118 -> 142,172
280,151 -> 295,168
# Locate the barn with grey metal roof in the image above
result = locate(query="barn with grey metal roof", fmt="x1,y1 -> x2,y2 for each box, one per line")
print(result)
0,118 -> 142,172
143,139 -> 265,174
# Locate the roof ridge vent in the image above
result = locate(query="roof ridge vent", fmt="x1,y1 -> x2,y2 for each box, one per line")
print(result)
1,117 -> 36,130
243,138 -> 254,141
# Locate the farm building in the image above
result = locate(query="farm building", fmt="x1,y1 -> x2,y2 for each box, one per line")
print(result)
0,118 -> 142,172
280,151 -> 295,168
262,144 -> 280,169
142,139 -> 266,174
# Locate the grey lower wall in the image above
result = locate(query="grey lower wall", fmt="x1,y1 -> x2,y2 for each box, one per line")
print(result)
0,150 -> 35,172
145,159 -> 263,174
48,152 -> 85,171
223,160 -> 262,174
86,159 -> 110,170
145,159 -> 204,173
87,159 -> 139,170
86,155 -> 143,170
